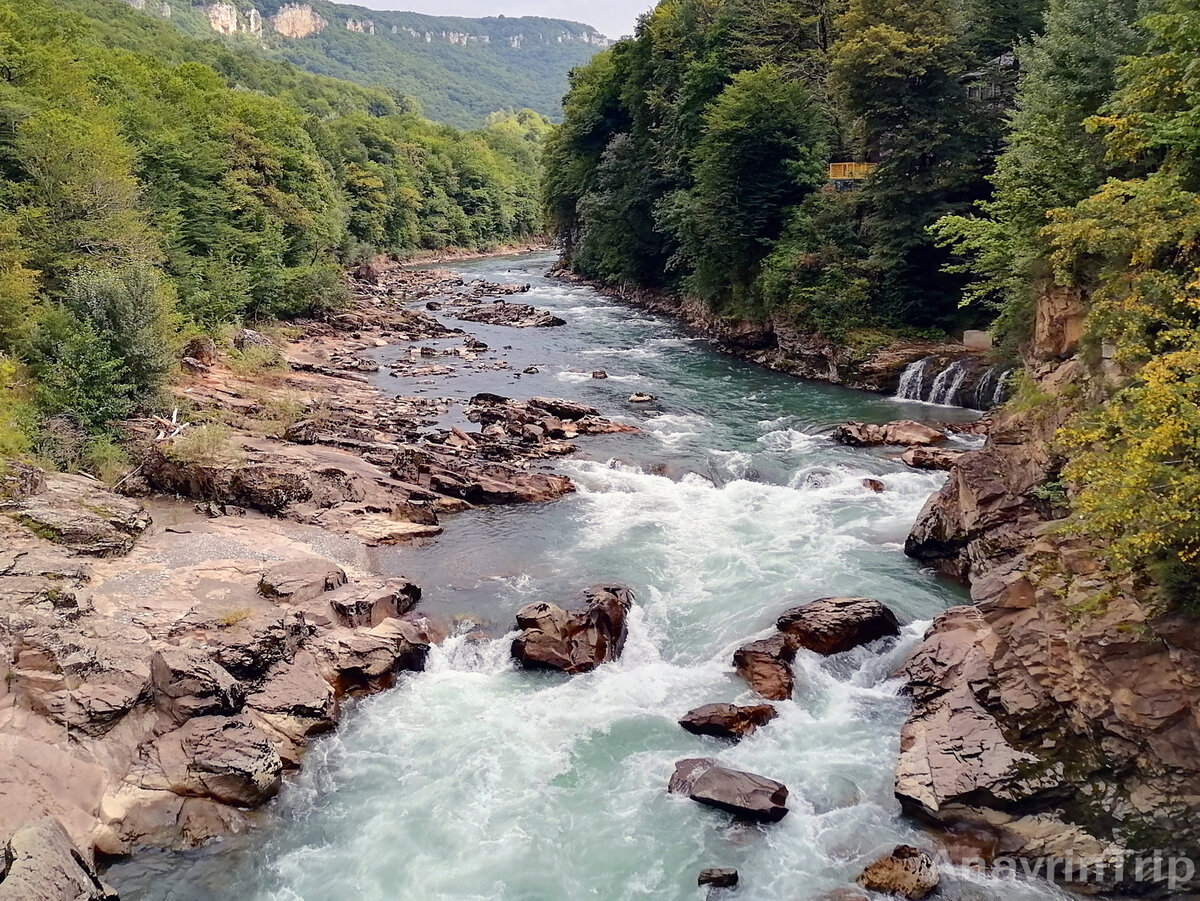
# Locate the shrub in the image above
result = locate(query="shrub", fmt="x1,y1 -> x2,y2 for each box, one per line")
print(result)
165,423 -> 244,468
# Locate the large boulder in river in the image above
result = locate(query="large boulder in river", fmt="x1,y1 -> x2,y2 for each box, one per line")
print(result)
776,597 -> 900,656
0,817 -> 114,901
856,845 -> 940,899
732,634 -> 795,700
679,703 -> 777,740
832,421 -> 945,447
511,584 -> 633,674
668,757 -> 789,822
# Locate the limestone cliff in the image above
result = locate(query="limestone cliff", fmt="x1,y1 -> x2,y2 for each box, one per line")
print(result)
898,286 -> 1200,895
270,3 -> 326,38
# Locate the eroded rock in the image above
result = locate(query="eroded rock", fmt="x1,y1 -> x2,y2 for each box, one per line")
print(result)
776,597 -> 900,656
0,817 -> 114,901
856,845 -> 939,899
732,635 -> 795,700
832,421 -> 945,448
679,703 -> 777,740
511,584 -> 633,674
150,649 -> 244,724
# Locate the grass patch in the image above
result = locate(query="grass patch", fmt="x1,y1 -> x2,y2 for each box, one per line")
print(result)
217,607 -> 253,628
165,423 -> 245,468
227,344 -> 286,380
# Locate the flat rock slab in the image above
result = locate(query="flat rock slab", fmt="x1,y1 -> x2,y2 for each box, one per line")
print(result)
833,421 -> 946,447
679,703 -> 777,740
668,757 -> 789,822
0,817 -> 113,901
776,597 -> 901,656
259,559 -> 347,603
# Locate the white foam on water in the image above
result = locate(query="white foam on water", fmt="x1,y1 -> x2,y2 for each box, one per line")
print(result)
555,370 -> 646,384
643,412 -> 710,448
756,427 -> 825,455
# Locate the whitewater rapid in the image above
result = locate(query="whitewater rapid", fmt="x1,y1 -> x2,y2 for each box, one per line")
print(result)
108,253 -> 1065,901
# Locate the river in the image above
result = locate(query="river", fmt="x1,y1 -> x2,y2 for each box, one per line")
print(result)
107,253 -> 1066,900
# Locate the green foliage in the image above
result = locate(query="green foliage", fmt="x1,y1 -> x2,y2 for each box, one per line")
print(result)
0,0 -> 548,445
0,357 -> 32,458
547,0 -> 1014,335
932,0 -> 1140,346
674,66 -> 827,308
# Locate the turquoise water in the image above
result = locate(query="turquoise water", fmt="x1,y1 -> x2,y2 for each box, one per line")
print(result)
108,255 -> 1065,901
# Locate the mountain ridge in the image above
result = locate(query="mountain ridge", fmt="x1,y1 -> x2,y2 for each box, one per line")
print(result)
118,0 -> 610,126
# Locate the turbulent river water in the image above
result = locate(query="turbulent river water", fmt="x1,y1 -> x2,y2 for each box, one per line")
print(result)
108,254 -> 1067,901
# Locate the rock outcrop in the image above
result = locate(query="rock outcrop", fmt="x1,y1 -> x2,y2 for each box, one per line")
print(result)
450,301 -> 564,328
832,421 -> 946,448
271,3 -> 326,38
511,585 -> 633,674
732,635 -> 796,700
0,818 -> 115,901
668,758 -> 789,822
679,703 -> 777,740
856,845 -> 939,899
776,597 -> 900,655
897,347 -> 1200,893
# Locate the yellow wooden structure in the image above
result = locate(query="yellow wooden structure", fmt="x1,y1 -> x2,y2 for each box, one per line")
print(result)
828,162 -> 878,181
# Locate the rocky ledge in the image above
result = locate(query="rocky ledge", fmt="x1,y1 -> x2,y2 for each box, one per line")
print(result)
897,311 -> 1200,893
0,258 -> 645,891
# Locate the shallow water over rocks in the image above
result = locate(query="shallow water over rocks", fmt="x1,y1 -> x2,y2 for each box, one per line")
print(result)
107,254 -> 1064,901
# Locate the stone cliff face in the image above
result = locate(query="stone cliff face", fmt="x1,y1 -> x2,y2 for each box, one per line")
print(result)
270,3 -> 326,39
898,287 -> 1200,895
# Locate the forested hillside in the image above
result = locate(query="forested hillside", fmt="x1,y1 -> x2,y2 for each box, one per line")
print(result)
548,0 -> 1200,591
120,0 -> 608,127
0,0 -> 549,470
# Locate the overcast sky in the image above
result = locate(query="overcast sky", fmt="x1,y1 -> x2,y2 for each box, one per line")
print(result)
343,0 -> 654,40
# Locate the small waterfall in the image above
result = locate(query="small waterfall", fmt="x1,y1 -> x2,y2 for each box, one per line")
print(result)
927,359 -> 969,406
992,368 -> 1014,406
894,358 -> 929,401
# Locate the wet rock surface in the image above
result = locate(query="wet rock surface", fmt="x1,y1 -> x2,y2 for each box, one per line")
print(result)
698,867 -> 738,887
668,758 -> 789,822
775,597 -> 900,656
732,635 -> 796,700
511,585 -> 634,674
855,845 -> 939,899
832,421 -> 946,448
679,703 -> 777,740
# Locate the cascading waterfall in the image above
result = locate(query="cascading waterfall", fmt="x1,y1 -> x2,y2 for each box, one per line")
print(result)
926,359 -> 969,406
894,358 -> 930,401
992,368 -> 1014,406
971,365 -> 1016,410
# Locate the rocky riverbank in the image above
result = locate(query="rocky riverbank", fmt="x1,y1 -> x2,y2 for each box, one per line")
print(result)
552,268 -> 1011,406
0,259 -> 639,892
895,289 -> 1200,895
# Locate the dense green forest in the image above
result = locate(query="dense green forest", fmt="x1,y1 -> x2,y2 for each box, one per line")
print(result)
130,0 -> 607,128
0,0 -> 549,468
547,0 -> 1200,587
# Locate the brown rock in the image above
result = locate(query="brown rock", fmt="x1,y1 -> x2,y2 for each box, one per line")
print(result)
679,703 -> 777,740
0,472 -> 150,557
150,649 -> 245,724
776,597 -> 901,656
698,867 -> 738,887
180,356 -> 211,375
900,446 -> 965,470
259,559 -> 347,603
0,817 -> 114,901
667,758 -> 789,822
233,328 -> 274,350
247,651 -> 337,743
1032,280 -> 1086,362
732,634 -> 795,700
329,579 -> 421,628
511,584 -> 633,674
142,715 -> 283,807
856,845 -> 939,899
182,335 -> 217,366
862,478 -> 886,492
832,421 -> 945,447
